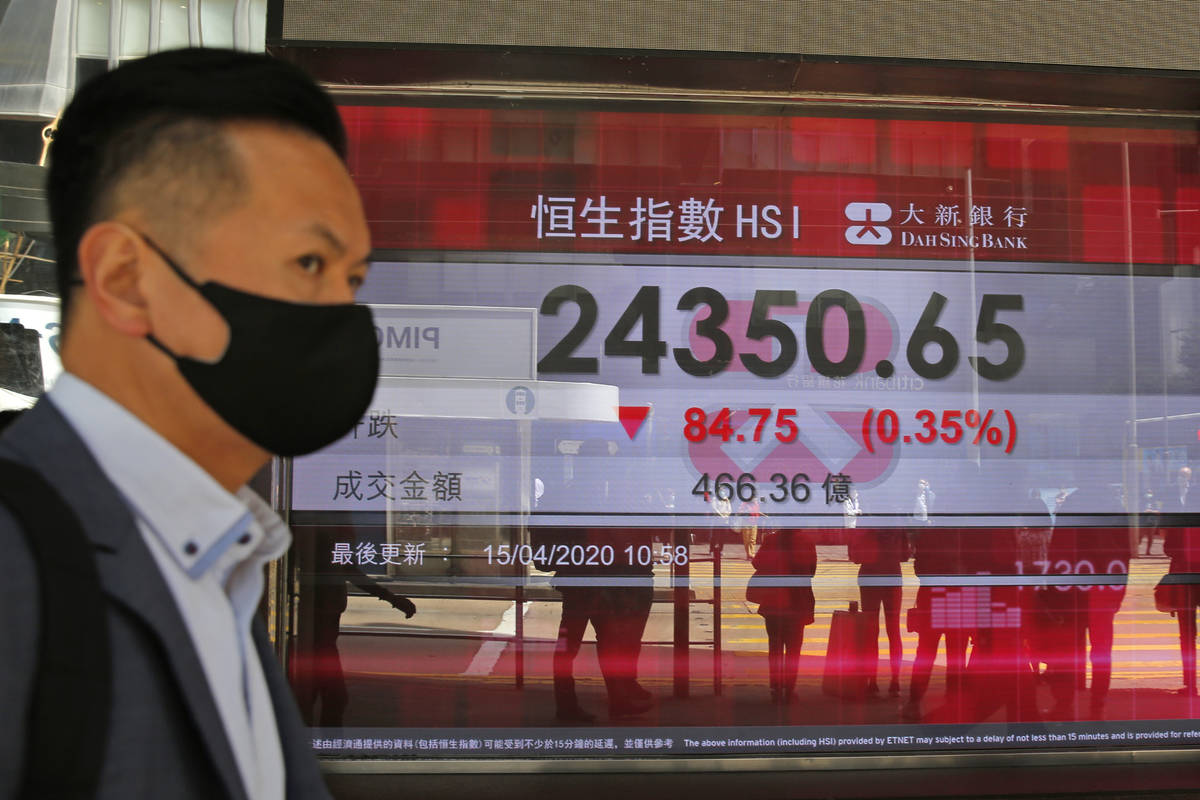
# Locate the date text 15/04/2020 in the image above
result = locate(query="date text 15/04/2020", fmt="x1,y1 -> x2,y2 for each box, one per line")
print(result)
484,543 -> 691,568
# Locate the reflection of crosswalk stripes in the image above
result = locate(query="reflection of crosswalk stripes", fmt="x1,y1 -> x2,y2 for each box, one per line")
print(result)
716,560 -> 1189,685
725,606 -> 918,655
705,560 -> 1173,590
724,631 -> 1185,681
693,560 -> 892,587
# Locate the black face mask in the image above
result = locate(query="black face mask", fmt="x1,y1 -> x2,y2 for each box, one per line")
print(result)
139,234 -> 378,457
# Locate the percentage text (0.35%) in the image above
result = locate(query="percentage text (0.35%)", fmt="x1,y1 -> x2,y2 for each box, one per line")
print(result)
861,408 -> 1017,454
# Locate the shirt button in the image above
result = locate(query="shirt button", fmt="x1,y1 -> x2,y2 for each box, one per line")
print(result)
238,533 -> 252,545
183,541 -> 198,556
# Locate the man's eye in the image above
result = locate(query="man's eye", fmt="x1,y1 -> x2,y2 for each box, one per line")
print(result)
349,274 -> 365,290
297,254 -> 325,274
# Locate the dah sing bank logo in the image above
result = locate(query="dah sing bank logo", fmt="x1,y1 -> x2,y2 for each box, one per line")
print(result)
844,201 -> 1030,250
844,202 -> 893,246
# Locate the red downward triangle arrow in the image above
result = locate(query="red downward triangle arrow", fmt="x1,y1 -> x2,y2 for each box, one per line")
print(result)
617,406 -> 651,440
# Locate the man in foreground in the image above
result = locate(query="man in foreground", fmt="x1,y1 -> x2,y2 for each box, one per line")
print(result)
0,48 -> 378,799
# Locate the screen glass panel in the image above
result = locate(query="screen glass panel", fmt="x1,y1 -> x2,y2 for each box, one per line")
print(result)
288,105 -> 1200,761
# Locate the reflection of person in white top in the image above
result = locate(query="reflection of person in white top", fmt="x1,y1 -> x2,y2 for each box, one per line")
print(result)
712,495 -> 732,518
702,494 -> 732,555
737,498 -> 763,559
1176,467 -> 1193,510
842,489 -> 862,529
913,479 -> 935,524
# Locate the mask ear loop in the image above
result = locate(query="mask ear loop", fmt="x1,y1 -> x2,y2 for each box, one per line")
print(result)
145,332 -> 177,359
136,231 -> 202,359
137,232 -> 203,291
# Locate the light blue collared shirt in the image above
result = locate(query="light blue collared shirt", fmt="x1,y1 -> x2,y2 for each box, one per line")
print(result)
49,373 -> 288,800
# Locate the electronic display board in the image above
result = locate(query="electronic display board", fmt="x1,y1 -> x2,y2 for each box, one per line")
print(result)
287,105 -> 1200,763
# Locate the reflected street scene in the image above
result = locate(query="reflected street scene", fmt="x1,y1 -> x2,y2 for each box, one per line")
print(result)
282,106 -> 1200,760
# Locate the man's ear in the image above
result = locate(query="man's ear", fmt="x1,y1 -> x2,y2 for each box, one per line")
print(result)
76,222 -> 153,337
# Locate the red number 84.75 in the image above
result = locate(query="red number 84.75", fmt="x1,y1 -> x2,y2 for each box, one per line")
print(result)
683,407 -> 798,444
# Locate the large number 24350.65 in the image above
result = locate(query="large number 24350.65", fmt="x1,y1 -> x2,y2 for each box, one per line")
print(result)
536,285 -> 1024,381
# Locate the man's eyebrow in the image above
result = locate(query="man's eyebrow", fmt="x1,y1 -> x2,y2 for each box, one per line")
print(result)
307,221 -> 372,265
306,221 -> 346,254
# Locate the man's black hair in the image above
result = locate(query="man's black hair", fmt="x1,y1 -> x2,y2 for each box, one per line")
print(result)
47,47 -> 346,326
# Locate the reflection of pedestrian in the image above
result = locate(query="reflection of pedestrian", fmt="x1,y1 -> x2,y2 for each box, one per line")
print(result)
1017,490 -> 1052,565
543,440 -> 654,722
1043,487 -> 1130,717
747,531 -> 817,704
294,528 -> 416,727
1168,467 -> 1195,512
964,526 -> 1039,724
913,479 -> 935,524
595,528 -> 655,718
544,527 -> 655,722
707,493 -> 732,554
540,526 -> 603,723
1150,468 -> 1192,554
842,489 -> 862,529
737,497 -> 763,559
1017,491 -> 1053,683
903,529 -> 967,721
1162,476 -> 1200,697
1140,486 -> 1162,554
849,525 -> 908,697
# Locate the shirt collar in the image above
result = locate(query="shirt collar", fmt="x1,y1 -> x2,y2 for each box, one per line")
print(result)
237,486 -> 292,563
48,373 -> 289,577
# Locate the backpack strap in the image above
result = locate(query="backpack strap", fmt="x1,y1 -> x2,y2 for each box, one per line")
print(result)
0,458 -> 111,799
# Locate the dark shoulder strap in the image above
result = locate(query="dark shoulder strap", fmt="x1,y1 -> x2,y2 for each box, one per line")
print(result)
0,459 -> 111,799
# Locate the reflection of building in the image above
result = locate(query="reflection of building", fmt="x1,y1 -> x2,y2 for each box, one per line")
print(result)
292,303 -> 621,580
928,585 -> 1020,632
1161,278 -> 1200,387
0,2 -> 264,316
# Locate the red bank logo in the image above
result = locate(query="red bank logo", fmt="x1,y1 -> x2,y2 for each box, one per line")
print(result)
844,202 -> 892,246
843,199 -> 1031,250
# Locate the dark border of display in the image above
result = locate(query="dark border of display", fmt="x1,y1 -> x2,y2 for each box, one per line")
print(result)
318,746 -> 1199,773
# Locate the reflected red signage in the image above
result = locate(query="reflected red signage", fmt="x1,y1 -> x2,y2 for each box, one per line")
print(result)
341,106 -> 1199,266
